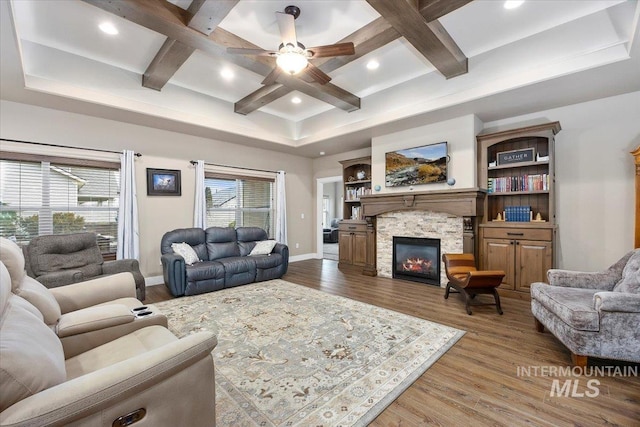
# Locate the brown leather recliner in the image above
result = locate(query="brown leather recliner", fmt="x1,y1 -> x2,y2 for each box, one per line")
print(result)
442,253 -> 505,315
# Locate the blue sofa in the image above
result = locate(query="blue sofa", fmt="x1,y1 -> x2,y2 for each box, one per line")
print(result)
160,227 -> 288,297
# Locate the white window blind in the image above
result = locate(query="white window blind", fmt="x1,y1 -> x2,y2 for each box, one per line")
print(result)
0,156 -> 120,254
204,172 -> 275,237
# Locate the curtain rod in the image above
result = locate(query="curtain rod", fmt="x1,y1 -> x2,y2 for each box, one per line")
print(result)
0,138 -> 142,157
190,160 -> 284,174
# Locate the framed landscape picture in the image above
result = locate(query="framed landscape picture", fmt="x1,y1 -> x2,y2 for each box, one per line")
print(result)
385,141 -> 448,187
146,168 -> 181,196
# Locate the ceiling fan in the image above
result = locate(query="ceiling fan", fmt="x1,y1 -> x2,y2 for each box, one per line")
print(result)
226,5 -> 355,86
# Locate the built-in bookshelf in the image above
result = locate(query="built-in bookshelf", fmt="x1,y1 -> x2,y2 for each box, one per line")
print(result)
476,122 -> 561,299
339,157 -> 371,221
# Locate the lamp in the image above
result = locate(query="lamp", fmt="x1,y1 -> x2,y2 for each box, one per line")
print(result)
276,43 -> 308,75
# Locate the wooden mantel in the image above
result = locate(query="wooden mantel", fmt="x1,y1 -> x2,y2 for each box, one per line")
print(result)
358,188 -> 486,276
360,187 -> 486,218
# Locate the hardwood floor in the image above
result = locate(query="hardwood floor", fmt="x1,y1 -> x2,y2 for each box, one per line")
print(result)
146,259 -> 640,426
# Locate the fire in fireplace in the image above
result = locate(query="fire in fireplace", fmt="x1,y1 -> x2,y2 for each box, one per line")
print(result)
392,236 -> 441,286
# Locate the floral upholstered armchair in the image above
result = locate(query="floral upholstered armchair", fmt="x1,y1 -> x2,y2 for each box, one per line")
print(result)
530,249 -> 640,367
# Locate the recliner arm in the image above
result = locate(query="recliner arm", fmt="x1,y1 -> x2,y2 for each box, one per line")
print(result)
102,259 -> 140,275
36,270 -> 84,289
50,272 -> 137,314
0,332 -> 218,427
547,269 -> 619,290
594,292 -> 640,313
56,304 -> 135,338
161,253 -> 186,297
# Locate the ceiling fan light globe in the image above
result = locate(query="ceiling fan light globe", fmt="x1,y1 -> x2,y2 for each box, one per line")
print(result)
277,52 -> 308,75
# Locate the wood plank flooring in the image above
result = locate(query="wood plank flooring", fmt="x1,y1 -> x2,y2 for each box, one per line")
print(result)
145,259 -> 640,426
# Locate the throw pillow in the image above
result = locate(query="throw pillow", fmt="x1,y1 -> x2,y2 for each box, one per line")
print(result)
249,240 -> 277,256
171,242 -> 200,265
613,250 -> 640,293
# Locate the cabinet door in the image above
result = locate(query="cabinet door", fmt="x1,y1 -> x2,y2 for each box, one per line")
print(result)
516,240 -> 552,292
338,232 -> 352,263
352,232 -> 367,266
483,238 -> 515,290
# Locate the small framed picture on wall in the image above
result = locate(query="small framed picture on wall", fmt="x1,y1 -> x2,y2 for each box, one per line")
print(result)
146,168 -> 181,196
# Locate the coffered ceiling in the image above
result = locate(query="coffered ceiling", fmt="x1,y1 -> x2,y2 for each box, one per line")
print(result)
1,1 -> 639,157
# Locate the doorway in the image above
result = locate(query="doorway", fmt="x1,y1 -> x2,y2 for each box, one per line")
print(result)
316,176 -> 343,260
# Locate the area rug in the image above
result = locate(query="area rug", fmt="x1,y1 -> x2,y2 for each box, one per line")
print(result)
155,279 -> 464,426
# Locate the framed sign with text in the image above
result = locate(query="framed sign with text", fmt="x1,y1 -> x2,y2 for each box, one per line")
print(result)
497,147 -> 536,166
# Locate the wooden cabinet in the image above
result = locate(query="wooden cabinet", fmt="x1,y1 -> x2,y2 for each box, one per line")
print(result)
481,226 -> 553,297
338,221 -> 367,267
338,157 -> 371,268
477,122 -> 560,299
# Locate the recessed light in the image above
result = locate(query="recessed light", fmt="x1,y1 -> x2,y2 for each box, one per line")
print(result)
504,0 -> 524,9
220,68 -> 234,80
291,97 -> 302,104
319,151 -> 325,156
99,22 -> 118,35
366,60 -> 379,70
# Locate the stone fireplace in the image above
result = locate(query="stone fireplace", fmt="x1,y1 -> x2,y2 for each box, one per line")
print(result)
358,188 -> 485,286
379,211 -> 462,285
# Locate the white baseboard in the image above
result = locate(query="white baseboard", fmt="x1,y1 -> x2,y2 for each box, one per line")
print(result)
145,275 -> 164,287
289,253 -> 321,263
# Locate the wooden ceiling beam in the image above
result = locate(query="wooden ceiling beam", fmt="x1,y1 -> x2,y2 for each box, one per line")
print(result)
142,0 -> 238,91
235,17 -> 398,115
83,0 -> 360,113
82,0 -> 273,76
419,0 -> 473,22
276,74 -> 361,112
366,0 -> 468,78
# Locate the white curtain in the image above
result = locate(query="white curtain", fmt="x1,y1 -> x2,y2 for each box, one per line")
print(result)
117,150 -> 140,260
194,160 -> 207,228
275,170 -> 287,244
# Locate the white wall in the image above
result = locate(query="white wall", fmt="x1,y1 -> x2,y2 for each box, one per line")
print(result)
483,91 -> 639,270
371,115 -> 481,193
0,100 -> 315,278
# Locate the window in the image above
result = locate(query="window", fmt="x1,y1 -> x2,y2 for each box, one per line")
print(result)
0,154 -> 120,254
204,173 -> 275,236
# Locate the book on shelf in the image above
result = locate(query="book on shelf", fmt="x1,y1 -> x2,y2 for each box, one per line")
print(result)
345,186 -> 372,201
350,206 -> 361,220
487,174 -> 548,193
504,205 -> 531,222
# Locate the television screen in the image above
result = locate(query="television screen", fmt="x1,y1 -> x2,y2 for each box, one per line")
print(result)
385,141 -> 448,187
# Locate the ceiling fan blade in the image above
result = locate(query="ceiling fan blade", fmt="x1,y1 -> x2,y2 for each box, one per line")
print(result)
306,42 -> 355,58
302,63 -> 332,85
227,47 -> 276,57
276,11 -> 298,47
261,67 -> 282,86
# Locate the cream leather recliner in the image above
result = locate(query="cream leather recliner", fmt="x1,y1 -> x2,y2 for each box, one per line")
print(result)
0,260 -> 218,427
0,237 -> 165,357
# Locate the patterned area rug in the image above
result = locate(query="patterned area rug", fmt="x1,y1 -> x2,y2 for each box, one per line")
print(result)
155,279 -> 464,426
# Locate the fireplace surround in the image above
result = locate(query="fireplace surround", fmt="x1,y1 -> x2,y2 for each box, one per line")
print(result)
358,188 -> 486,282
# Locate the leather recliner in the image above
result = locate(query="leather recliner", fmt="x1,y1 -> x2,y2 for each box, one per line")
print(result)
161,227 -> 289,297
